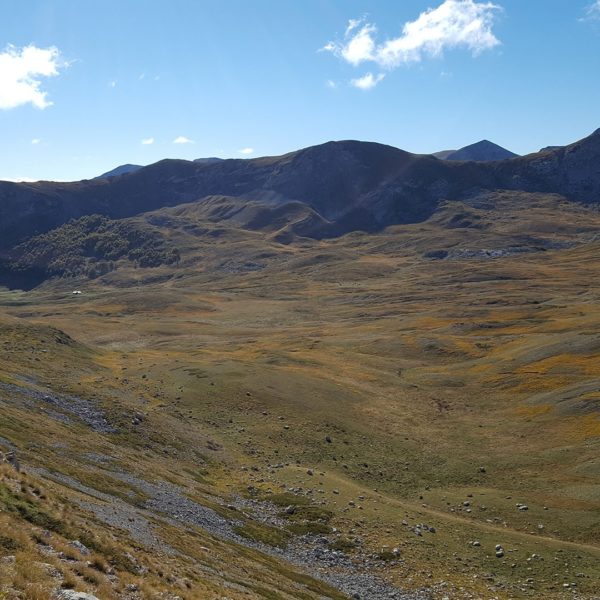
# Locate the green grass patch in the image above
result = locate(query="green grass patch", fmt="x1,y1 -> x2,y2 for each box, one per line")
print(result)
233,521 -> 291,548
329,537 -> 358,552
279,505 -> 334,522
285,521 -> 332,536
0,483 -> 66,534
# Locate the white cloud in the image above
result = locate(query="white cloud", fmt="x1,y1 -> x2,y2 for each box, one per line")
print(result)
109,80 -> 117,88
339,23 -> 377,66
323,1 -> 500,78
584,0 -> 600,19
173,136 -> 194,144
238,147 -> 254,155
0,44 -> 62,110
351,72 -> 385,90
141,137 -> 154,145
31,138 -> 41,145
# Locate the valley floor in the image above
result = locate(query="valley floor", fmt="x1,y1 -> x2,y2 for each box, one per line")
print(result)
1,194 -> 600,599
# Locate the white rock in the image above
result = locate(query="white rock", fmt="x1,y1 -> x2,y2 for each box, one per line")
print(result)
57,592 -> 100,600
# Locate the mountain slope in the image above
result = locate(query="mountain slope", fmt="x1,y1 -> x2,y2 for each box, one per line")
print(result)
495,127 -> 600,201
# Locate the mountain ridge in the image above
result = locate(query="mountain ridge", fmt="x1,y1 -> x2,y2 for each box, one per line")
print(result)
0,130 -> 599,249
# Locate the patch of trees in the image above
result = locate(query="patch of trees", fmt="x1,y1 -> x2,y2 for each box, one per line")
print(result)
2,214 -> 180,281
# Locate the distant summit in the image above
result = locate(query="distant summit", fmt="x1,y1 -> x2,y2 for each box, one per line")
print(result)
95,164 -> 143,179
443,140 -> 519,162
193,157 -> 224,165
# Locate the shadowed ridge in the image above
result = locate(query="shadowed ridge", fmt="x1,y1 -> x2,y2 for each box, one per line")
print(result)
1,131 -> 600,249
0,140 -> 442,246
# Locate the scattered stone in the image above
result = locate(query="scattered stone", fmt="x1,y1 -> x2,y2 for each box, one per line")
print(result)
69,540 -> 91,556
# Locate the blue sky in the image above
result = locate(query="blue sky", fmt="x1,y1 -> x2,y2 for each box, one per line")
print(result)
1,0 -> 599,181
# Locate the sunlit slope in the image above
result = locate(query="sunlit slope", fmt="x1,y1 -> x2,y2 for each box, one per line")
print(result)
1,192 -> 600,599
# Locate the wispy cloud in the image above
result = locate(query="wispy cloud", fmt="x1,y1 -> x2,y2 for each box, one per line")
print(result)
323,1 -> 501,88
141,137 -> 154,145
31,138 -> 41,145
238,147 -> 254,155
109,80 -> 117,88
351,72 -> 385,90
173,136 -> 194,144
0,44 -> 63,110
325,79 -> 338,89
583,0 -> 600,20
